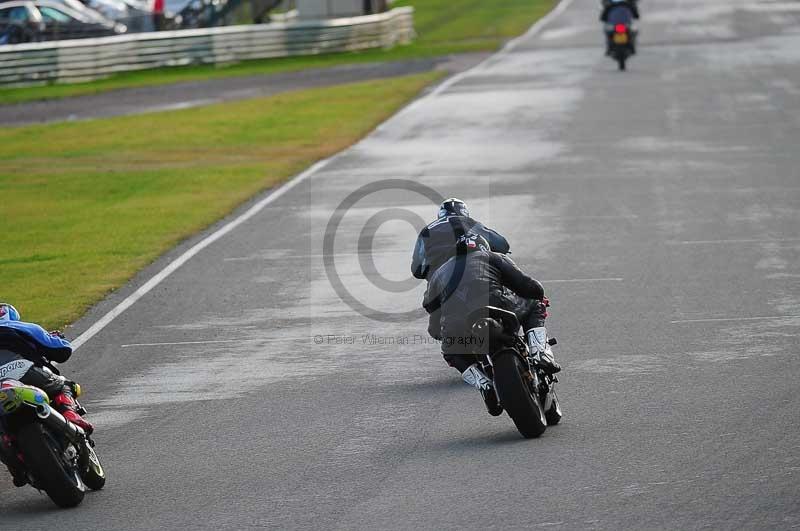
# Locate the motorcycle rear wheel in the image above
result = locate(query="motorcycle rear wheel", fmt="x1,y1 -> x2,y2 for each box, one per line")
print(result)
17,423 -> 86,508
493,350 -> 547,439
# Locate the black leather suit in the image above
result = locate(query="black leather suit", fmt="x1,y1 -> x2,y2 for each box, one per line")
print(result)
411,215 -> 510,280
423,249 -> 546,372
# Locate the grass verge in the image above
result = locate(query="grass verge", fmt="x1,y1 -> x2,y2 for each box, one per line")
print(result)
0,71 -> 441,328
0,0 -> 555,105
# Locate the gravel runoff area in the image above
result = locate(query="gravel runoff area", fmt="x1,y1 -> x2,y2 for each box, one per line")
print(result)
0,53 -> 488,127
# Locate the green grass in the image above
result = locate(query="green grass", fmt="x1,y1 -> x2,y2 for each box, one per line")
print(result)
0,72 -> 441,329
0,0 -> 555,105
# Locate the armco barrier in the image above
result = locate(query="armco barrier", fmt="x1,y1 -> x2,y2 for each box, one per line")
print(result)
0,7 -> 413,86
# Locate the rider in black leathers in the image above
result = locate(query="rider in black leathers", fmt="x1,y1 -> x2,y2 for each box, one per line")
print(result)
422,236 -> 559,389
411,198 -> 509,281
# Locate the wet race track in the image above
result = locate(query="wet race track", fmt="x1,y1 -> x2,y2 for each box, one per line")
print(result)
3,0 -> 800,528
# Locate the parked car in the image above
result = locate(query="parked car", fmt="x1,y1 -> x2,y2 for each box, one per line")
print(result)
0,0 -> 125,43
59,0 -> 153,32
64,0 -> 128,21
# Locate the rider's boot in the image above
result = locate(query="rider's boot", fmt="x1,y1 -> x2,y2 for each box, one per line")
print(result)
3,463 -> 27,487
461,363 -> 493,391
525,327 -> 561,374
53,392 -> 94,435
464,365 -> 502,415
480,388 -> 503,417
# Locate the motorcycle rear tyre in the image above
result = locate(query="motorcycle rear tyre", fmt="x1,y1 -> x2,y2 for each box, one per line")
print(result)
18,423 -> 85,508
493,350 -> 547,438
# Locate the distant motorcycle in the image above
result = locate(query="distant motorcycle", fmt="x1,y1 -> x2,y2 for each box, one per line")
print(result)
468,306 -> 562,438
607,22 -> 636,70
601,0 -> 639,70
0,379 -> 105,508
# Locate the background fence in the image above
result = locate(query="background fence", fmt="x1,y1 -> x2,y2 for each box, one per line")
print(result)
0,7 -> 413,86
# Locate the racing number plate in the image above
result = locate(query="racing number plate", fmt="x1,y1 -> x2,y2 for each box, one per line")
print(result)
613,33 -> 629,44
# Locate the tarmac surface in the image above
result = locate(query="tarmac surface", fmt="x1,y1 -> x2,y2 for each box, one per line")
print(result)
2,0 -> 800,528
0,54 -> 487,126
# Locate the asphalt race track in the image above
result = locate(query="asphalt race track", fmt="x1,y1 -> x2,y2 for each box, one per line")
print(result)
3,0 -> 800,528
0,54 -> 487,127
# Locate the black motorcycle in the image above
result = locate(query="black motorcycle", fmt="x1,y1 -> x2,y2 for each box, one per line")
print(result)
601,0 -> 639,71
606,22 -> 636,71
0,378 -> 105,508
468,306 -> 562,438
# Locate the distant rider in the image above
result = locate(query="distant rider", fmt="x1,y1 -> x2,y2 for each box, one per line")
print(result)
411,198 -> 510,281
600,0 -> 639,20
600,0 -> 640,55
422,235 -> 560,394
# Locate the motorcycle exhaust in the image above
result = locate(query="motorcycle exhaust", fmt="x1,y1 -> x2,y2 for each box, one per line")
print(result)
34,404 -> 85,444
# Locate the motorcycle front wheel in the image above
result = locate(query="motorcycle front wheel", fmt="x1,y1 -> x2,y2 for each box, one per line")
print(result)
81,444 -> 106,491
492,350 -> 547,439
17,423 -> 86,508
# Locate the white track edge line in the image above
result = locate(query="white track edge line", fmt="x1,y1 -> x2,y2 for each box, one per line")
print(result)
544,277 -> 624,283
71,157 -> 329,351
670,315 -> 800,324
70,0 -> 575,351
120,339 -> 241,348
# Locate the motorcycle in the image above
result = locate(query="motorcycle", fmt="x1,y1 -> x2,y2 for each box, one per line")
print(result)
606,22 -> 636,71
0,379 -> 105,508
468,306 -> 562,438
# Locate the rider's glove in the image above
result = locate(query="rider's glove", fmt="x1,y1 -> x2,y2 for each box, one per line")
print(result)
49,330 -> 66,339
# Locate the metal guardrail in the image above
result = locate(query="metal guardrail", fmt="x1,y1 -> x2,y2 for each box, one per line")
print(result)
0,7 -> 413,86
